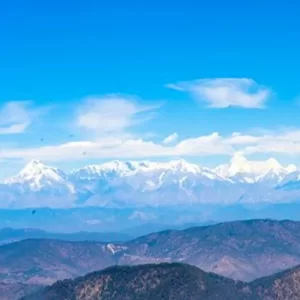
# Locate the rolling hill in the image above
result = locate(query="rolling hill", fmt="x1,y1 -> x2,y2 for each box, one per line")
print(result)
1,219 -> 300,285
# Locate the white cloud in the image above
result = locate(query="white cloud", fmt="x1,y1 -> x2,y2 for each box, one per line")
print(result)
0,101 -> 46,135
129,211 -> 157,221
0,101 -> 32,134
163,132 -> 179,144
167,78 -> 272,108
0,132 -> 233,162
0,131 -> 235,163
0,93 -> 277,162
0,123 -> 29,135
227,132 -> 261,145
1,119 -> 300,162
174,132 -> 232,155
85,219 -> 102,225
77,95 -> 160,135
226,130 -> 300,155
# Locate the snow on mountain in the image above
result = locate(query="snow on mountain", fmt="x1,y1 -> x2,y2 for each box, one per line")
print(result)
69,159 -> 233,206
69,159 -> 232,207
69,160 -> 139,180
275,170 -> 300,191
1,156 -> 300,208
5,160 -> 75,193
214,153 -> 296,184
71,159 -> 229,182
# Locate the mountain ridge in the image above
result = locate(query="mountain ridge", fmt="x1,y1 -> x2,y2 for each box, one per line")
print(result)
1,156 -> 300,208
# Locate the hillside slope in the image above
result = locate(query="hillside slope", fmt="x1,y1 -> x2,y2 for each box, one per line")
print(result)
122,219 -> 300,281
21,263 -> 247,300
22,264 -> 300,300
0,239 -> 117,284
250,265 -> 300,300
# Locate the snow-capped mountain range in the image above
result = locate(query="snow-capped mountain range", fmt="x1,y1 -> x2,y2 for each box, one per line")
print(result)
1,154 -> 300,208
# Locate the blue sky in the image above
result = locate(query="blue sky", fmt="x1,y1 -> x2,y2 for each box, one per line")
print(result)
1,0 -> 300,178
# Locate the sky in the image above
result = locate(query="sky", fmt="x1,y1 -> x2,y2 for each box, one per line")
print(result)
1,0 -> 300,179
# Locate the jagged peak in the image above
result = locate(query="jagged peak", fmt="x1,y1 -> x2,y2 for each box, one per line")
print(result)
5,159 -> 67,186
167,159 -> 201,173
18,160 -> 60,176
78,160 -> 140,173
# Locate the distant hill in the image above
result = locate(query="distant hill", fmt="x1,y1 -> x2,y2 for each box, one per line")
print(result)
21,263 -> 300,300
0,282 -> 41,300
0,222 -> 215,245
0,228 -> 132,245
123,219 -> 300,281
0,239 -> 118,284
2,219 -> 300,285
120,221 -> 216,238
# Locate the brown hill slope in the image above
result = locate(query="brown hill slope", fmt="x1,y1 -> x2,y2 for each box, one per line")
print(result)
122,219 -> 300,281
250,265 -> 300,300
21,263 -> 248,300
21,263 -> 300,300
0,239 -> 117,284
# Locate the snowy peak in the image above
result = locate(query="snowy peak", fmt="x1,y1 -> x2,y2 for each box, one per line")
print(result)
100,159 -> 202,174
215,154 -> 296,184
70,160 -> 141,180
71,159 -> 216,178
99,160 -> 139,173
167,159 -> 200,173
18,160 -> 60,177
16,160 -> 65,180
1,156 -> 300,208
69,159 -> 230,190
2,156 -> 299,205
5,160 -> 74,192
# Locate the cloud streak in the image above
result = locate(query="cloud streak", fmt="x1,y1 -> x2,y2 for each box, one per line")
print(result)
167,78 -> 272,108
163,132 -> 179,144
0,101 -> 48,135
0,123 -> 29,135
0,101 -> 33,134
77,95 -> 160,135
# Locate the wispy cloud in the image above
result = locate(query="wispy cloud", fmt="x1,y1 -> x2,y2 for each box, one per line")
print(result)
77,94 -> 161,136
0,123 -> 29,135
166,78 -> 272,108
0,101 -> 46,135
163,132 -> 179,144
239,130 -> 300,155
129,211 -> 157,221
